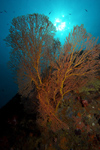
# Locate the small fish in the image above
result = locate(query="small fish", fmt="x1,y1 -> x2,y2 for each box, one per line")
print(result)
49,11 -> 51,15
4,10 -> 7,13
85,9 -> 88,12
0,11 -> 3,13
69,13 -> 71,15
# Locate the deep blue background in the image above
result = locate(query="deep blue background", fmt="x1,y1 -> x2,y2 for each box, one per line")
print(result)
0,0 -> 100,108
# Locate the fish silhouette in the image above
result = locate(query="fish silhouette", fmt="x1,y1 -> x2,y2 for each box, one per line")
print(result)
85,9 -> 88,12
49,12 -> 51,15
4,10 -> 7,13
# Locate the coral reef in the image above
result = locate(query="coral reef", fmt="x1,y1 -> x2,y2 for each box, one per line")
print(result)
2,13 -> 100,149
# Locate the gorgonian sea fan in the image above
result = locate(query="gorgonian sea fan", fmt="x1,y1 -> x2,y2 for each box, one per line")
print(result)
4,13 -> 57,96
5,13 -> 100,132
